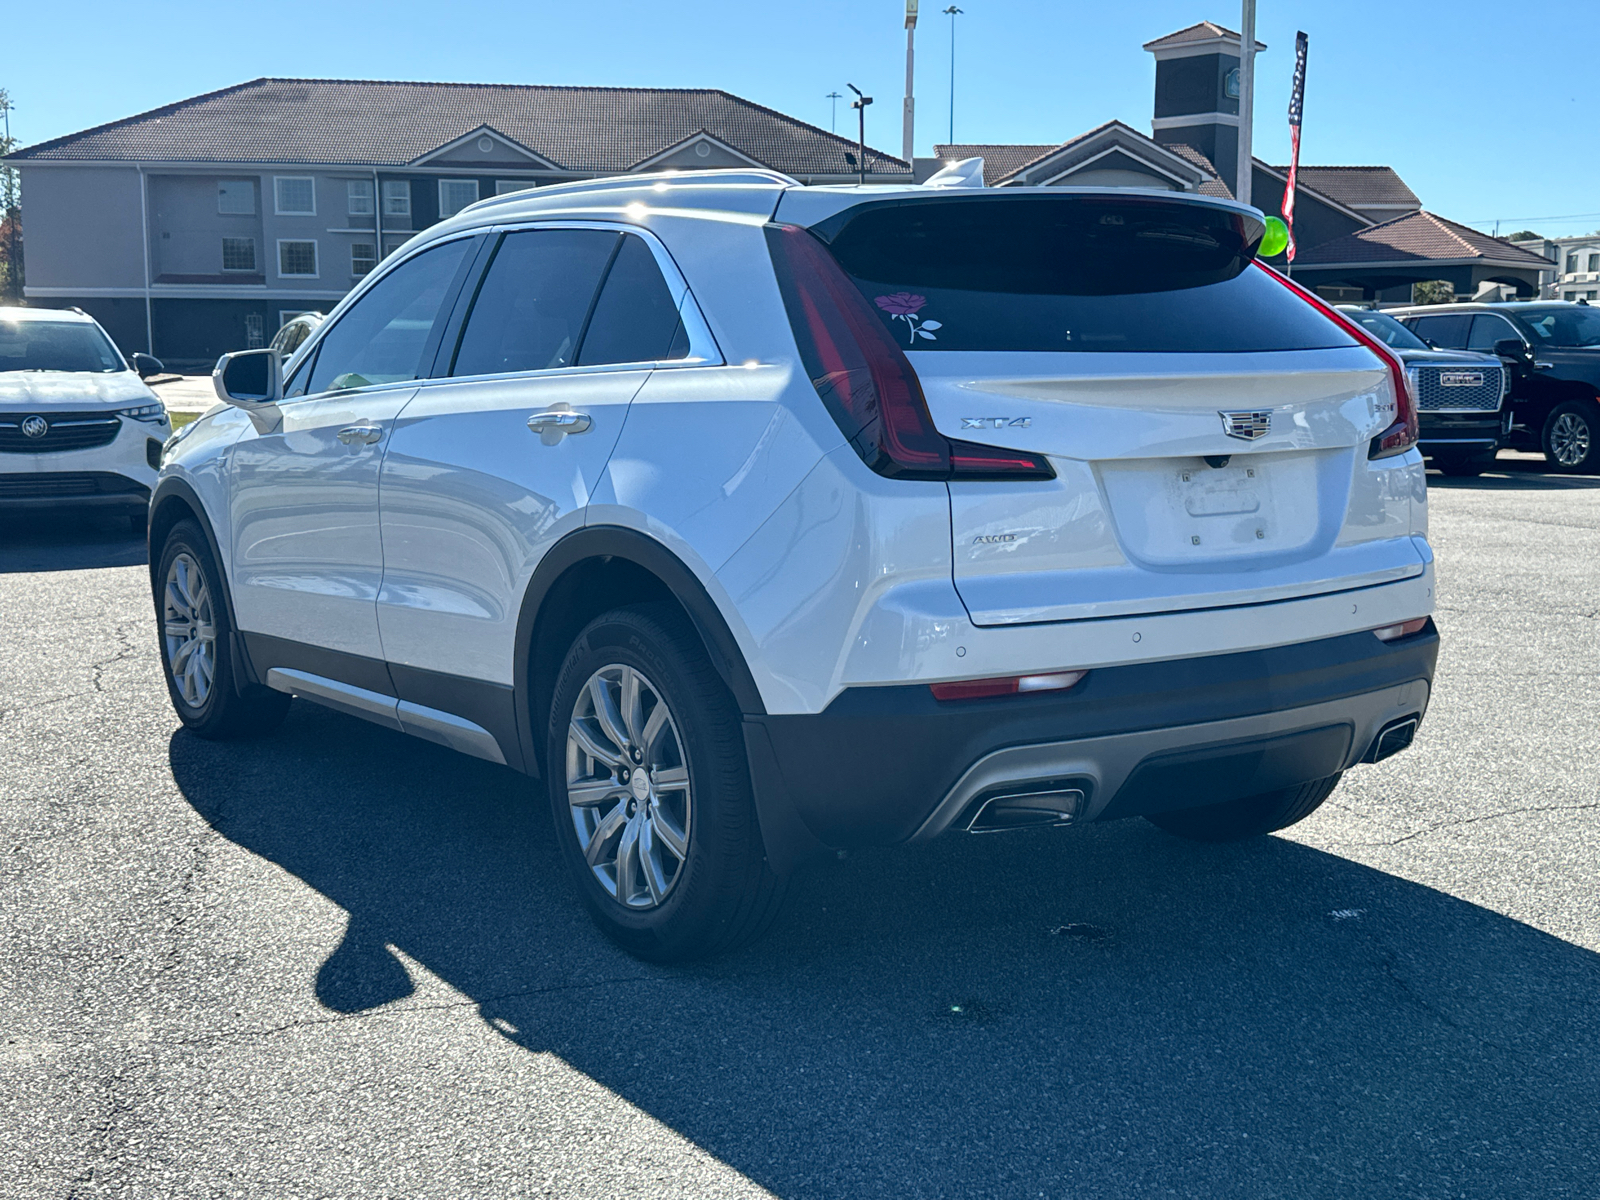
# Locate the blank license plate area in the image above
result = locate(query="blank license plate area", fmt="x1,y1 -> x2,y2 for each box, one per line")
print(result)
1181,464 -> 1261,516
1099,453 -> 1321,566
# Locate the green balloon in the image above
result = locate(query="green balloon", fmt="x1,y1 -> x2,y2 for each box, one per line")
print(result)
1260,216 -> 1290,258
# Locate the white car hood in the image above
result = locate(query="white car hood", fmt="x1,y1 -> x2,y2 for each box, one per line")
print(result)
0,371 -> 156,408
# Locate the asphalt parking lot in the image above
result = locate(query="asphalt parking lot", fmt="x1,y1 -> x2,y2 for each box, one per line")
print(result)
2,455 -> 1598,1199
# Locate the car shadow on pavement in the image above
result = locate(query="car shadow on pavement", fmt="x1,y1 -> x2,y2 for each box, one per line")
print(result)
170,703 -> 1600,1199
1428,453 -> 1600,491
0,510 -> 148,573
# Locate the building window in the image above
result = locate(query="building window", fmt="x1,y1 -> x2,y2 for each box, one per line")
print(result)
274,177 -> 316,216
278,239 -> 318,277
347,180 -> 375,216
1568,254 -> 1580,274
244,313 -> 265,349
495,180 -> 535,196
221,237 -> 257,272
439,179 -> 479,218
381,233 -> 410,260
1589,254 -> 1600,273
351,242 -> 377,277
382,181 -> 411,218
217,180 -> 255,215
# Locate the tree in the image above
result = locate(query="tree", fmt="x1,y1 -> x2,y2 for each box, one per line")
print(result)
1507,230 -> 1542,242
0,88 -> 20,303
1412,280 -> 1454,305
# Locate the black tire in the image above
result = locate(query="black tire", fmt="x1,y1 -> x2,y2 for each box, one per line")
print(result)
1541,400 -> 1600,473
1432,451 -> 1492,477
154,519 -> 290,740
1144,773 -> 1342,842
546,603 -> 785,961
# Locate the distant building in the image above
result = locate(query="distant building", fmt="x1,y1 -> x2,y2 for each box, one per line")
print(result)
4,79 -> 908,365
930,20 -> 1552,306
1511,234 -> 1600,301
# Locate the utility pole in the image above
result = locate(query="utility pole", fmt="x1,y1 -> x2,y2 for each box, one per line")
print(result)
903,1 -> 918,164
943,6 -> 963,144
0,90 -> 18,302
847,84 -> 873,185
1236,0 -> 1256,206
826,91 -> 843,134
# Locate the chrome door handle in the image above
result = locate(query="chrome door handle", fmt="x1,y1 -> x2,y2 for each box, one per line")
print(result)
337,425 -> 382,445
526,406 -> 593,445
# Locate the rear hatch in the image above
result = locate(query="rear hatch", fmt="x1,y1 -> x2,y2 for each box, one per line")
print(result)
791,191 -> 1424,626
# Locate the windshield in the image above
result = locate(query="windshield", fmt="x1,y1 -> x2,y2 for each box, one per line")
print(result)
1341,308 -> 1429,351
0,319 -> 126,373
1517,307 -> 1600,348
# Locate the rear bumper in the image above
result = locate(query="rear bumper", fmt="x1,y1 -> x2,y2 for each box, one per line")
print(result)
744,623 -> 1438,863
1419,412 -> 1503,454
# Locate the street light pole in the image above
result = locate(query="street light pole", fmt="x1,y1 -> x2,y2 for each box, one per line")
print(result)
903,1 -> 918,165
943,5 -> 963,144
847,84 -> 873,185
1236,0 -> 1256,206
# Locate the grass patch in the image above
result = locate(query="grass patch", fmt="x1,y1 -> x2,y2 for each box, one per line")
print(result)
169,411 -> 202,431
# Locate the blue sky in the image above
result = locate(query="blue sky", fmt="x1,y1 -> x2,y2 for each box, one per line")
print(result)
6,0 -> 1598,236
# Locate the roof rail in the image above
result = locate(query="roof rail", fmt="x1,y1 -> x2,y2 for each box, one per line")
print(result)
458,168 -> 799,215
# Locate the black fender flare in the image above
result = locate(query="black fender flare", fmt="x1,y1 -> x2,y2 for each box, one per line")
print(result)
512,526 -> 766,767
510,526 -> 828,876
148,475 -> 260,691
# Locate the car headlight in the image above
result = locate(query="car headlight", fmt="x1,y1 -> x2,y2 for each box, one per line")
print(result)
119,403 -> 169,424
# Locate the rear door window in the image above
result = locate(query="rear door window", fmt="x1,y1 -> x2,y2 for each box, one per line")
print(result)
576,234 -> 688,366
809,194 -> 1355,353
304,238 -> 473,394
1409,314 -> 1471,349
449,229 -> 618,376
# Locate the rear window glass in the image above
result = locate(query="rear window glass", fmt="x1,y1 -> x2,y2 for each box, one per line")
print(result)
814,195 -> 1354,354
577,234 -> 687,366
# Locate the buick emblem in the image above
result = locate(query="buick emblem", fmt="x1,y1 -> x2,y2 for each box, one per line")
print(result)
1220,410 -> 1271,441
20,415 -> 48,439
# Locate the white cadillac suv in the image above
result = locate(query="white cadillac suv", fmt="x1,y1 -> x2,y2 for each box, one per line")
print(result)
1,306 -> 170,530
149,170 -> 1437,960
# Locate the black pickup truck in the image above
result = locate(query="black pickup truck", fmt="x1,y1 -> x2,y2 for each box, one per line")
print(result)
1388,301 -> 1600,473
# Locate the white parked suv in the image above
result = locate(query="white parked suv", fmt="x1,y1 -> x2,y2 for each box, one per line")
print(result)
150,170 -> 1438,960
1,306 -> 170,530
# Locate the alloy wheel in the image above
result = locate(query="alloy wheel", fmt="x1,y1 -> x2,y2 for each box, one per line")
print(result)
163,552 -> 216,708
566,664 -> 692,909
1550,412 -> 1591,467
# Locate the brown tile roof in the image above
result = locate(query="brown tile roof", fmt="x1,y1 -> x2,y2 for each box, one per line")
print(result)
1142,21 -> 1266,51
1270,165 -> 1419,211
6,77 -> 908,176
1294,210 -> 1559,267
932,144 -> 1058,186
1163,143 -> 1233,198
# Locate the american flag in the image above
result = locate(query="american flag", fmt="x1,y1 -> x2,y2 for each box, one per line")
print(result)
1282,31 -> 1309,262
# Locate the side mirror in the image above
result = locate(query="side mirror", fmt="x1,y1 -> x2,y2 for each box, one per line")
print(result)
1493,337 -> 1532,363
131,352 -> 164,379
213,348 -> 283,407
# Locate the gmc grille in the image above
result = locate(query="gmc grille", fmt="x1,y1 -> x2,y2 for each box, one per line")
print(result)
1413,365 -> 1504,412
0,411 -> 123,454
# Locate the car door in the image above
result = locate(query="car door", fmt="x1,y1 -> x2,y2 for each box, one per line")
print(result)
376,226 -> 690,693
227,235 -> 477,669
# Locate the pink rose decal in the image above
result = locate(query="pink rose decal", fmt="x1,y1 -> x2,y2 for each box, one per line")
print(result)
875,292 -> 926,316
874,293 -> 942,345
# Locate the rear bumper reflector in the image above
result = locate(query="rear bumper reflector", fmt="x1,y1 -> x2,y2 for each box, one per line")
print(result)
930,670 -> 1087,702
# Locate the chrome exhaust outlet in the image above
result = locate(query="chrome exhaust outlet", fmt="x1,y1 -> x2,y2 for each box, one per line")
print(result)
1363,715 -> 1419,764
964,787 -> 1085,834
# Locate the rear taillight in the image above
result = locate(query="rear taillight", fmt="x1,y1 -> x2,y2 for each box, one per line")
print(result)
1253,261 -> 1418,460
765,223 -> 1054,481
1372,617 -> 1429,642
930,670 -> 1086,701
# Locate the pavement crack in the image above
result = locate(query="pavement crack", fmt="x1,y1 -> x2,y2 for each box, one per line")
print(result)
1372,800 -> 1600,847
165,974 -> 656,1047
89,621 -> 137,694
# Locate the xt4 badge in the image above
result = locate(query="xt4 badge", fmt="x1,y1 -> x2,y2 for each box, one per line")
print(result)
961,417 -> 1032,430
